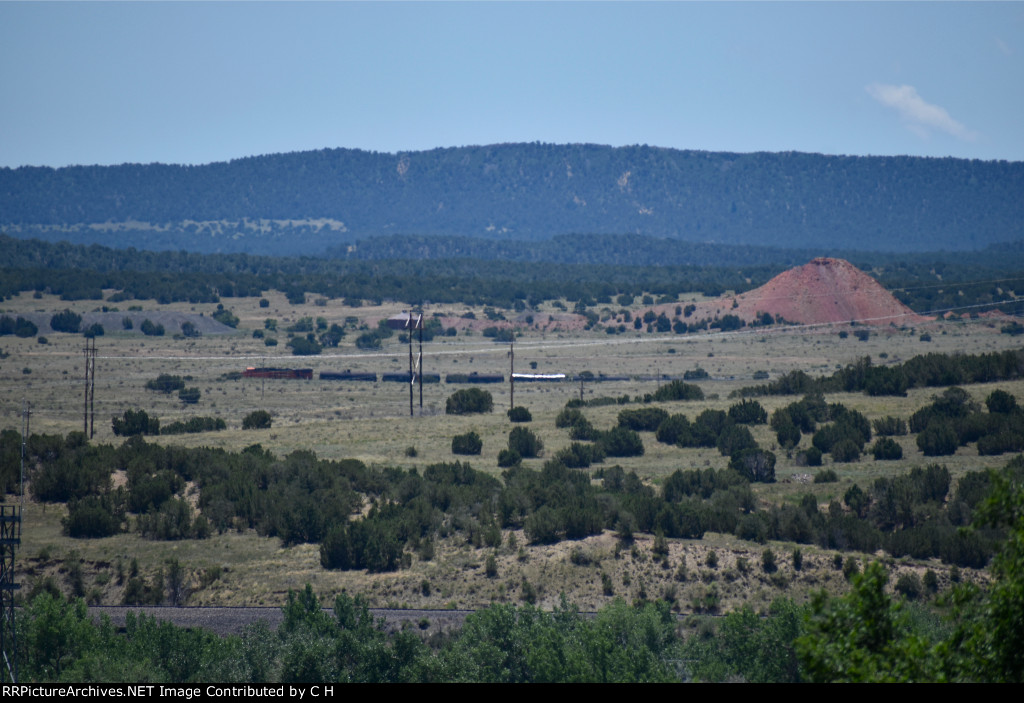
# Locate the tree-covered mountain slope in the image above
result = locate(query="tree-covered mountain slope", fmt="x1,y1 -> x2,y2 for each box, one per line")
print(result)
2,143 -> 1021,255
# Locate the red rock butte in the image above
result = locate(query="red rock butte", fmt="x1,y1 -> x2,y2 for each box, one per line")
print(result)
722,257 -> 927,326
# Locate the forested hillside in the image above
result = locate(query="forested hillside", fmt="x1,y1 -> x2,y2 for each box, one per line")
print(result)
2,144 -> 1021,255
2,235 -> 1022,315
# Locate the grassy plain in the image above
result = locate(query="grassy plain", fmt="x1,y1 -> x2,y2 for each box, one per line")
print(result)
2,289 -> 1022,614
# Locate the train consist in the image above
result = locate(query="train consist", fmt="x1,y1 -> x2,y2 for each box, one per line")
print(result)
381,372 -> 442,384
319,370 -> 376,382
243,368 -> 645,384
242,367 -> 313,380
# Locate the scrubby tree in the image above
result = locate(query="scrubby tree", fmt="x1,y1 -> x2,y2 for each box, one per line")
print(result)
507,406 -> 532,422
242,410 -> 272,430
111,409 -> 160,436
508,427 -> 543,458
452,431 -> 483,455
177,387 -> 201,405
50,309 -> 82,333
446,388 -> 494,415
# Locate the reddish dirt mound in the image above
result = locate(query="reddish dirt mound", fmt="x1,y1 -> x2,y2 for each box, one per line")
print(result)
737,257 -> 925,325
713,257 -> 926,326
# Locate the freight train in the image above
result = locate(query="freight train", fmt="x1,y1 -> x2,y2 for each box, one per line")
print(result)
243,367 -> 313,379
246,369 -> 641,384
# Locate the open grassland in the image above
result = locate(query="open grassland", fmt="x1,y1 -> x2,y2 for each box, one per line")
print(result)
2,289 -> 1021,613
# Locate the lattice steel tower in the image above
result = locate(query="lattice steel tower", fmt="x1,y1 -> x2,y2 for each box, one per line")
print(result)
0,503 -> 19,682
2,404 -> 27,682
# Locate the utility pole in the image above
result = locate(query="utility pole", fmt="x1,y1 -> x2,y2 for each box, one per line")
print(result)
417,313 -> 423,411
20,400 -> 29,503
407,315 -> 414,417
89,339 -> 96,439
508,338 -> 515,409
82,338 -> 96,437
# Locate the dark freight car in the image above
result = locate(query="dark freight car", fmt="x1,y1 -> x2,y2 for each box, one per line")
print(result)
382,372 -> 441,383
445,372 -> 504,384
243,367 -> 313,380
320,371 -> 378,382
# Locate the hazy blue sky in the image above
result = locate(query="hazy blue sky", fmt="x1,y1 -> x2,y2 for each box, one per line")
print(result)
2,1 -> 1022,168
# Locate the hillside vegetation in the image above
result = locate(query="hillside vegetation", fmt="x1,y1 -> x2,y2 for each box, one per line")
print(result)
2,144 -> 1022,254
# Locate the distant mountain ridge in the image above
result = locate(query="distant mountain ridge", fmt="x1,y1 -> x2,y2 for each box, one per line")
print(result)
1,143 -> 1022,255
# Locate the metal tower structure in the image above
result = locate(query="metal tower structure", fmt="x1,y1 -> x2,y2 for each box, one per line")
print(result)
0,504 -> 20,683
1,403 -> 26,683
386,311 -> 425,416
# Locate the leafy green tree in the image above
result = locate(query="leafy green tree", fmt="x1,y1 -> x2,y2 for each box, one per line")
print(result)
684,599 -> 804,682
796,561 -> 942,682
20,592 -> 100,681
943,461 -> 1024,681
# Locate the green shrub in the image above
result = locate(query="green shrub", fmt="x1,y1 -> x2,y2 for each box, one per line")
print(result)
63,496 -> 123,538
596,426 -> 644,458
146,374 -> 186,393
497,449 -> 521,467
211,306 -> 239,328
242,410 -> 272,430
729,448 -> 776,483
617,407 -> 669,432
554,442 -> 605,469
140,319 -> 164,336
894,572 -> 922,600
508,427 -> 543,458
446,388 -> 493,415
873,416 -> 908,436
871,437 -> 903,461
50,309 -> 83,333
287,336 -> 322,356
507,406 -> 532,422
111,409 -> 160,436
650,380 -> 704,402
728,399 -> 768,425
177,387 -> 201,405
831,439 -> 862,463
161,417 -> 226,435
802,446 -> 823,466
917,419 -> 959,456
814,468 -> 838,483
452,431 -> 483,455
